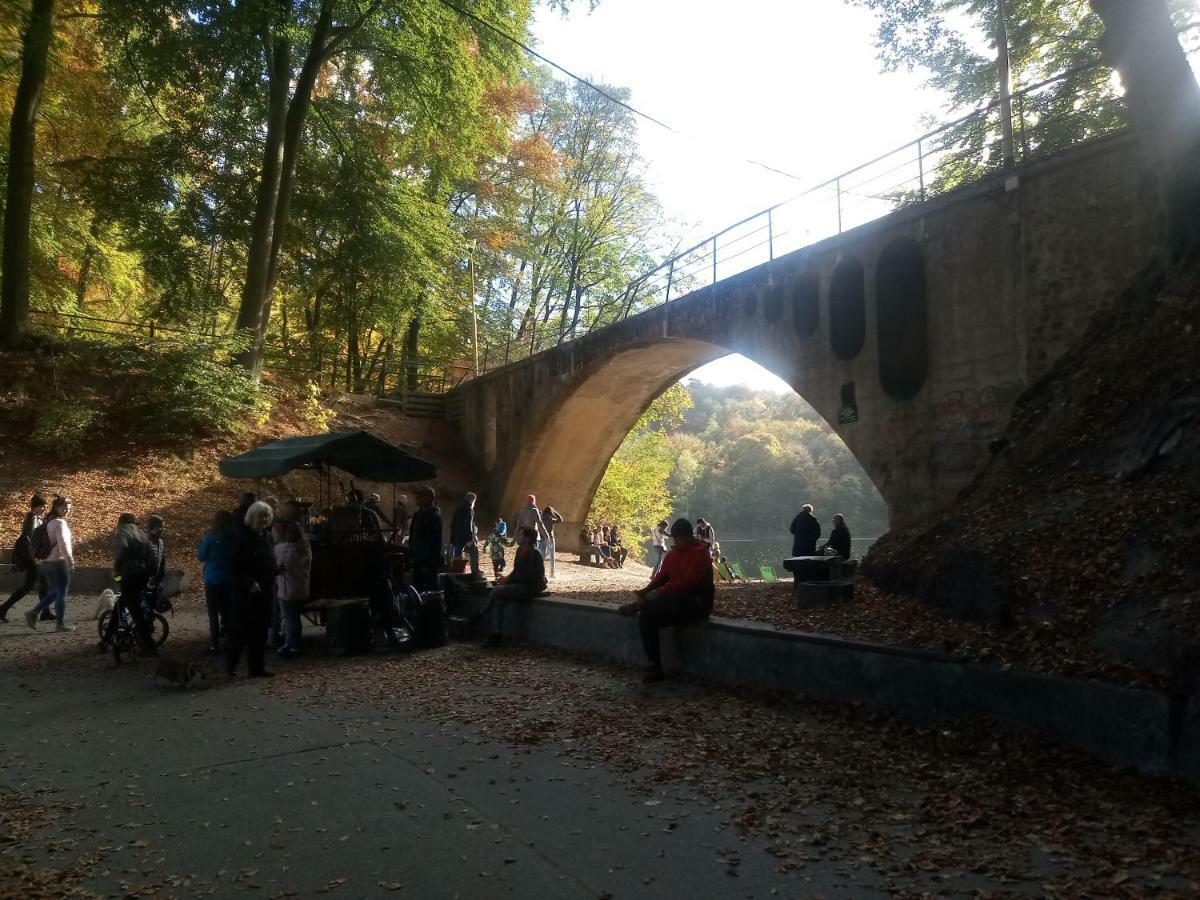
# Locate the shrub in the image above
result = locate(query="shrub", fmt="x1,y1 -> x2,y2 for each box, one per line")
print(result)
29,401 -> 102,456
106,340 -> 268,439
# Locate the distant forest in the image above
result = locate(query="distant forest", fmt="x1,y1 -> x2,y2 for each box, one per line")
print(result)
589,381 -> 889,543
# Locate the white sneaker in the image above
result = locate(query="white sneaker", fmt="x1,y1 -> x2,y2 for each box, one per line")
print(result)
55,623 -> 76,633
24,610 -> 38,630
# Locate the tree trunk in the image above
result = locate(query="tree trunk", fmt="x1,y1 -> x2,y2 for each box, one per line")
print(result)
404,314 -> 421,391
234,7 -> 292,374
1091,0 -> 1200,261
0,0 -> 55,348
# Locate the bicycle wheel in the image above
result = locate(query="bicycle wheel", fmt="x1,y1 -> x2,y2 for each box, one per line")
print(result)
97,610 -> 112,640
148,613 -> 170,646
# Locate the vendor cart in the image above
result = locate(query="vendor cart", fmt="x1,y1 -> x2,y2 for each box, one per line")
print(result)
218,430 -> 442,651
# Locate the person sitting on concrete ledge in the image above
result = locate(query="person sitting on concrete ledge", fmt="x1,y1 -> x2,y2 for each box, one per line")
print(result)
619,518 -> 714,683
480,526 -> 546,648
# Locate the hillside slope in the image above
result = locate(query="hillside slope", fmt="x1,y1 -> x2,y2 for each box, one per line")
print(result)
0,350 -> 480,591
864,262 -> 1200,686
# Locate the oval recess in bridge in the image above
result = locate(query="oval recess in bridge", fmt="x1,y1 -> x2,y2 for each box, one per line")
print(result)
792,269 -> 820,337
829,258 -> 865,358
876,237 -> 929,399
742,284 -> 759,318
764,281 -> 784,323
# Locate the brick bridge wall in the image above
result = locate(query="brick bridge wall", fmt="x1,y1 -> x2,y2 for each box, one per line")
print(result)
449,132 -> 1162,538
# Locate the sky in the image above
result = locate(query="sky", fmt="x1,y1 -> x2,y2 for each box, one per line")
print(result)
532,0 -> 943,393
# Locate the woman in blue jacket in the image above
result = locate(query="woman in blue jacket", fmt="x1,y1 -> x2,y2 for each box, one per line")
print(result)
197,509 -> 236,654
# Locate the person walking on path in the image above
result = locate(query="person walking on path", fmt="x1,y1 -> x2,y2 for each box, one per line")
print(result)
25,496 -> 75,633
479,526 -> 546,648
227,501 -> 278,679
449,492 -> 481,578
1,494 -> 45,623
514,496 -> 550,562
101,513 -> 157,653
821,514 -> 853,560
619,518 -> 714,684
541,504 -> 563,578
648,520 -> 670,578
789,504 -> 821,557
273,521 -> 311,658
198,510 -> 236,654
695,518 -> 715,548
408,486 -> 444,591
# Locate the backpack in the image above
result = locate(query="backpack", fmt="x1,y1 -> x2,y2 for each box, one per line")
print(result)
30,521 -> 54,562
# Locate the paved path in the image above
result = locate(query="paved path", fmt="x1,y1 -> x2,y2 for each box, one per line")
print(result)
0,610 -> 878,899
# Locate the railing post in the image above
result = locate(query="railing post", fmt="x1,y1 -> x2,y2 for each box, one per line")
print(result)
711,236 -> 717,285
917,139 -> 926,200
767,208 -> 774,261
1017,93 -> 1030,162
665,259 -> 675,303
836,177 -> 843,233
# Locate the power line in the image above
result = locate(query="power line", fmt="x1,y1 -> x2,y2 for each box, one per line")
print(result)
431,0 -> 810,182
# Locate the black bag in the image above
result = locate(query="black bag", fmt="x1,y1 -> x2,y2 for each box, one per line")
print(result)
11,534 -> 32,571
30,522 -> 53,561
413,591 -> 448,648
326,603 -> 372,656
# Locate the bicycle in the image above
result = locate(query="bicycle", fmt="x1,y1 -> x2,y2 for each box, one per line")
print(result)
97,606 -> 170,647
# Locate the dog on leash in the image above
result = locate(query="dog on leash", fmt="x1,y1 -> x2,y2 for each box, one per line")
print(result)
93,589 -> 117,620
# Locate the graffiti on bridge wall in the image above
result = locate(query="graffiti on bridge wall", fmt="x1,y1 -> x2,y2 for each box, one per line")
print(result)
932,382 -> 1021,441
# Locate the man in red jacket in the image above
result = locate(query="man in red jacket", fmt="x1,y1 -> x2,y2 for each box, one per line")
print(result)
619,518 -> 714,683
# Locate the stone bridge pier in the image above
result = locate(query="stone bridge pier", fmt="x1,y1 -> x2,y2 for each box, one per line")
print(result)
448,133 -> 1162,543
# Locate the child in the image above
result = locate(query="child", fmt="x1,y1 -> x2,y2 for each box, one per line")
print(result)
483,523 -> 510,580
142,515 -> 168,616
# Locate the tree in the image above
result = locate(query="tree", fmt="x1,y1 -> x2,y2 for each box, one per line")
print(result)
1,0 -> 55,347
851,0 -> 1196,192
589,383 -> 692,536
111,0 -> 539,376
1090,0 -> 1200,261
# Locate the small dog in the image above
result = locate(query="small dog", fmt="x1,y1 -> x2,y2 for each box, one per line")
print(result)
153,658 -> 207,688
93,589 -> 117,620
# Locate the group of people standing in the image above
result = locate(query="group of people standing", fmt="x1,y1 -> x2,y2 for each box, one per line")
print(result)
196,493 -> 313,677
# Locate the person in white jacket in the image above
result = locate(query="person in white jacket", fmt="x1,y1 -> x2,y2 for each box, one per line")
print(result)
273,522 -> 311,657
26,496 -> 74,632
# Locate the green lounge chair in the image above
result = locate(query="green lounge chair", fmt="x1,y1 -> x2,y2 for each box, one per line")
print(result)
759,565 -> 778,583
729,562 -> 748,582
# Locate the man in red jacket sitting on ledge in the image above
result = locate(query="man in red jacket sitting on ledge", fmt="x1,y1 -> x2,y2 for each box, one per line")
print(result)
619,518 -> 714,683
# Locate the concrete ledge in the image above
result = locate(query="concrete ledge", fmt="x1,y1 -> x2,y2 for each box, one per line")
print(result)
471,593 -> 1184,780
0,566 -> 116,595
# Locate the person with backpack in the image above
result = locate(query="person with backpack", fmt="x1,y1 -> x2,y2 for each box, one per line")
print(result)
100,513 -> 157,653
1,494 -> 46,623
25,496 -> 75,632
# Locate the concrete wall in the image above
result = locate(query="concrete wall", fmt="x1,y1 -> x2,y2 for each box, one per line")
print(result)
451,133 -> 1162,535
477,594 -> 1187,780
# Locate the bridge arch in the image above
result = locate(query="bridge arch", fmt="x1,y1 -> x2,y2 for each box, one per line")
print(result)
488,337 -> 888,545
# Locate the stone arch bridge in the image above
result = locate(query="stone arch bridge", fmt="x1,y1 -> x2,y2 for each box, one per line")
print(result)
446,133 -> 1161,538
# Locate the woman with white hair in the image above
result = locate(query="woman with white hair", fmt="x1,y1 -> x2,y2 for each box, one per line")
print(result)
227,501 -> 278,678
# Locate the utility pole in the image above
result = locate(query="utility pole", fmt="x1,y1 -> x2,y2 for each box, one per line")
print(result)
996,0 -> 1017,167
